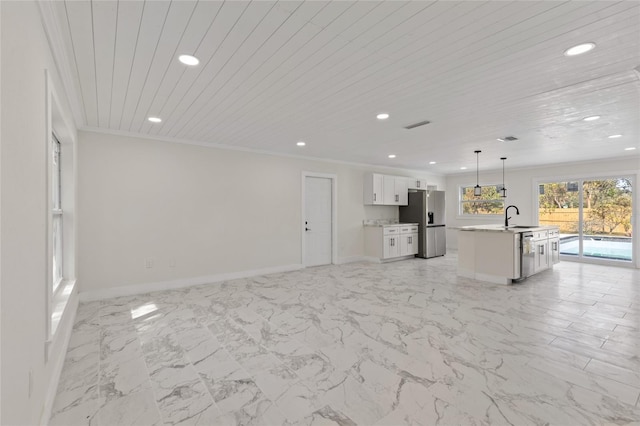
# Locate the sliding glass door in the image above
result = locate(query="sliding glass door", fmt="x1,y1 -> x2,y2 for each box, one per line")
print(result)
538,177 -> 633,263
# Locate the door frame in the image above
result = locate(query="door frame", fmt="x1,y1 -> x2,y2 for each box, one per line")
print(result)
301,172 -> 338,267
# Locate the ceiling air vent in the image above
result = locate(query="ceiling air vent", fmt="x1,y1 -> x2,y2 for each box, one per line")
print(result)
504,136 -> 518,141
404,120 -> 431,130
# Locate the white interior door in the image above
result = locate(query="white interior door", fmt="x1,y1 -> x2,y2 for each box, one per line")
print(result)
305,176 -> 332,266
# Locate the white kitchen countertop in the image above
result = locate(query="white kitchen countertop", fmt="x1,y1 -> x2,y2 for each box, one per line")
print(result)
456,224 -> 559,233
363,222 -> 419,227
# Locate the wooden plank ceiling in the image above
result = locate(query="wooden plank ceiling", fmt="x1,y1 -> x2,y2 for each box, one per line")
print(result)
51,0 -> 640,173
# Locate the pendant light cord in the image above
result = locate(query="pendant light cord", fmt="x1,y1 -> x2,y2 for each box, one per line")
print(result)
475,150 -> 481,187
500,157 -> 507,198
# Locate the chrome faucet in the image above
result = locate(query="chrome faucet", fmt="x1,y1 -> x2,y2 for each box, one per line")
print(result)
505,205 -> 520,227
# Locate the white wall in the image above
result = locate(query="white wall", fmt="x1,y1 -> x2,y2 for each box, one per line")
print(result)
445,157 -> 640,267
0,2 -> 3,421
77,130 -> 444,296
0,2 -> 78,424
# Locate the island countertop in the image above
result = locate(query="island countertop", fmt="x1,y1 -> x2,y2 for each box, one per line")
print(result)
456,224 -> 558,233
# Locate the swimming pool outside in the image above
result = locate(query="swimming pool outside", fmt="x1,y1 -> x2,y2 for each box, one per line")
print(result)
560,235 -> 632,261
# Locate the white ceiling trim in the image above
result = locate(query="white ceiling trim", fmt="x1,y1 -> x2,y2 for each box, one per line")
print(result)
78,126 -> 446,177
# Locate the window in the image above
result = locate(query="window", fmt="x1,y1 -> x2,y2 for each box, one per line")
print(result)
538,177 -> 633,263
52,135 -> 63,292
45,71 -> 77,351
459,184 -> 505,215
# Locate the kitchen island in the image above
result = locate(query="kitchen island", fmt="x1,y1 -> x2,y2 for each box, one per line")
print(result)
457,224 -> 560,284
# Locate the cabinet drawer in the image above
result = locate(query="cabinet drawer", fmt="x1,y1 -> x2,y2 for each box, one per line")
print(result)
383,226 -> 400,235
548,229 -> 559,237
400,226 -> 419,234
534,230 -> 548,239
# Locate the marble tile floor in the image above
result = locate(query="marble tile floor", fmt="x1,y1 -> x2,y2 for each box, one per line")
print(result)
49,254 -> 640,425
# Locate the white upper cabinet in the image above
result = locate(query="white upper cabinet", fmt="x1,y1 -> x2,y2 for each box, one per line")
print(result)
395,177 -> 408,206
407,178 -> 427,190
382,175 -> 408,206
363,173 -> 414,206
363,173 -> 384,205
382,175 -> 396,205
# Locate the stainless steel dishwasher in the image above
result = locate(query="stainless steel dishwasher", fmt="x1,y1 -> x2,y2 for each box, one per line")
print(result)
520,232 -> 535,279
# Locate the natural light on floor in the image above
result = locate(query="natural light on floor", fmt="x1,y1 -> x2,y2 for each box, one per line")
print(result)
130,303 -> 158,320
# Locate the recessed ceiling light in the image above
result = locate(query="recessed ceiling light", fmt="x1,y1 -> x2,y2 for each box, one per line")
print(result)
496,138 -> 505,142
148,117 -> 162,123
178,54 -> 199,66
624,147 -> 636,151
460,166 -> 467,170
608,134 -> 622,139
296,141 -> 306,146
582,115 -> 600,122
564,43 -> 596,57
429,161 -> 436,165
377,113 -> 389,120
388,154 -> 396,158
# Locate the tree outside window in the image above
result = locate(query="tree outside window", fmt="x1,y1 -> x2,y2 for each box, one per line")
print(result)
460,185 -> 504,215
539,179 -> 632,236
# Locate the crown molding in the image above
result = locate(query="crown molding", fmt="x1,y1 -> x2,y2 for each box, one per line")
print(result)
78,126 -> 446,178
37,0 -> 86,127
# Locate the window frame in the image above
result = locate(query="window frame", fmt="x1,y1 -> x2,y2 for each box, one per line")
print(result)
52,135 -> 63,293
458,183 -> 506,218
45,69 -> 77,355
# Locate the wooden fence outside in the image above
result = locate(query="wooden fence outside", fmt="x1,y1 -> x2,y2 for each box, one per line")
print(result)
539,208 -> 630,235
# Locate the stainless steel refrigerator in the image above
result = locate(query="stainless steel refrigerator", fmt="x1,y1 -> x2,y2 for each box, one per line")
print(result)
399,190 -> 446,258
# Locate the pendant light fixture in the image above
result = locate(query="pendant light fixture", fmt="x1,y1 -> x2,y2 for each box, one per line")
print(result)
474,150 -> 482,196
500,157 -> 507,198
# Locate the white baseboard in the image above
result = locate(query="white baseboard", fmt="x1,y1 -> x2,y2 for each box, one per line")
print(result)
41,284 -> 79,426
344,255 -> 423,264
79,264 -> 304,302
336,256 -> 373,264
475,272 -> 512,285
359,256 -> 383,263
458,268 -> 512,285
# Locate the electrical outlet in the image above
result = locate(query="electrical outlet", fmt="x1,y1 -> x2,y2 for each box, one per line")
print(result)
144,258 -> 154,268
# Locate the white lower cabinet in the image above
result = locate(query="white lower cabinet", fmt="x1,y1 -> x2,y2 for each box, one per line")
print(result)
383,235 -> 400,258
549,229 -> 560,265
365,224 -> 418,261
532,230 -> 550,274
400,225 -> 419,256
534,239 -> 549,273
